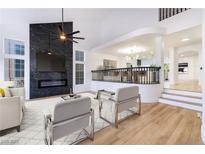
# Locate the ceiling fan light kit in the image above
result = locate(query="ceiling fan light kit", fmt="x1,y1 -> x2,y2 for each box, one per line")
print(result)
48,8 -> 85,44
60,34 -> 66,40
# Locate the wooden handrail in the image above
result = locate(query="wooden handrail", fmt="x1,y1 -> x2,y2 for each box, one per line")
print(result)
91,66 -> 161,72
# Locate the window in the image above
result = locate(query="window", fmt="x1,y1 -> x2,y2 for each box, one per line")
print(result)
75,51 -> 84,62
15,44 -> 25,55
75,63 -> 84,85
4,39 -> 25,87
4,39 -> 25,55
4,59 -> 25,80
75,51 -> 85,85
15,59 -> 24,78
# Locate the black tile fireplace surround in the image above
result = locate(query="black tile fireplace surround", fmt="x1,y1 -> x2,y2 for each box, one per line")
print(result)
30,22 -> 73,99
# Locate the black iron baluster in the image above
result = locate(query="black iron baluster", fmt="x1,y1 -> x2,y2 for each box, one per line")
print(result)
143,67 -> 145,84
140,68 -> 142,84
131,65 -> 133,83
146,67 -> 148,84
166,8 -> 168,19
149,67 -> 150,84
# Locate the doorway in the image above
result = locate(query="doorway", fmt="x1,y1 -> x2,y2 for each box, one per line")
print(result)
164,26 -> 202,92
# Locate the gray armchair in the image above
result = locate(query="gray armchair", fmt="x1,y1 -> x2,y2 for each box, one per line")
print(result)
44,97 -> 94,145
99,86 -> 141,128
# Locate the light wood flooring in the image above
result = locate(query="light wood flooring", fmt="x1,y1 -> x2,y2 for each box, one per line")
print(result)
169,81 -> 201,92
81,103 -> 202,145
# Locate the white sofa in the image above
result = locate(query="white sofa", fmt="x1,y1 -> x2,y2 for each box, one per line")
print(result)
0,87 -> 25,132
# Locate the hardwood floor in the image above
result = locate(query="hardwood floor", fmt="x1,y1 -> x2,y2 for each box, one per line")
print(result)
168,80 -> 201,92
81,103 -> 202,145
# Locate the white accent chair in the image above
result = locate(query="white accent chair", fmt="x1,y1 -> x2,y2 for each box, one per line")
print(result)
0,87 -> 25,132
44,97 -> 94,145
99,86 -> 141,128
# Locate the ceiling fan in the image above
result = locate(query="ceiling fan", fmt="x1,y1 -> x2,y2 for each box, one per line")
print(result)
55,8 -> 85,43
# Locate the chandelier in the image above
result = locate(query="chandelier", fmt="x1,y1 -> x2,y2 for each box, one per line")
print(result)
118,46 -> 146,61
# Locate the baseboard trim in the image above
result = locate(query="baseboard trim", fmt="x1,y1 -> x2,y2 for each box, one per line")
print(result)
201,125 -> 205,144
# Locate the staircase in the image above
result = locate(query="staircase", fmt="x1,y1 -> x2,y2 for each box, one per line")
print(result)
159,89 -> 203,112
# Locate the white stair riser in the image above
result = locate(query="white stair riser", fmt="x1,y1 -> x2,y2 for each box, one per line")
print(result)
159,98 -> 202,112
164,89 -> 202,98
161,94 -> 202,105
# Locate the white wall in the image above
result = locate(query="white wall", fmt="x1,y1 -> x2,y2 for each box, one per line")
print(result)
178,56 -> 199,81
91,81 -> 161,103
100,9 -> 158,45
120,58 -> 154,67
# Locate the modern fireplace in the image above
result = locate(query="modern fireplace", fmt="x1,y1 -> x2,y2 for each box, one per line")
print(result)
30,22 -> 73,98
38,79 -> 67,88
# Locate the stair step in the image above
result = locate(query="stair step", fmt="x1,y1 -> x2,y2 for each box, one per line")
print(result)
159,97 -> 202,112
163,92 -> 202,99
163,88 -> 202,98
161,93 -> 202,105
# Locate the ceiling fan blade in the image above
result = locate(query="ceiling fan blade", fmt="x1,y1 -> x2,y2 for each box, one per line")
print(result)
67,38 -> 78,43
66,31 -> 80,36
70,36 -> 85,40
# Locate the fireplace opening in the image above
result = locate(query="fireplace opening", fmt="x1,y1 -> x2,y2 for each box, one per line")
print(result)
38,79 -> 67,88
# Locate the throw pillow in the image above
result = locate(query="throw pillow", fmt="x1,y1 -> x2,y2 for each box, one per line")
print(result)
0,87 -> 11,97
0,88 -> 5,97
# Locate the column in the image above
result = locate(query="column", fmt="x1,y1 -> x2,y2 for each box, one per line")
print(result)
153,36 -> 165,93
169,47 -> 178,85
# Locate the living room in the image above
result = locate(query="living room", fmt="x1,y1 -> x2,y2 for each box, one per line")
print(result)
1,2 -> 205,153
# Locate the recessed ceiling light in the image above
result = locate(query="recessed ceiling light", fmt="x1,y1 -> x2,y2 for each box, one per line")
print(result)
181,38 -> 190,42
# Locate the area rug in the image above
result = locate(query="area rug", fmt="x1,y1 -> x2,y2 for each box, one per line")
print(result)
0,93 -> 135,145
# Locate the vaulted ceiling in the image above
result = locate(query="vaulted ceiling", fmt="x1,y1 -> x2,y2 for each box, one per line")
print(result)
0,8 -> 158,50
